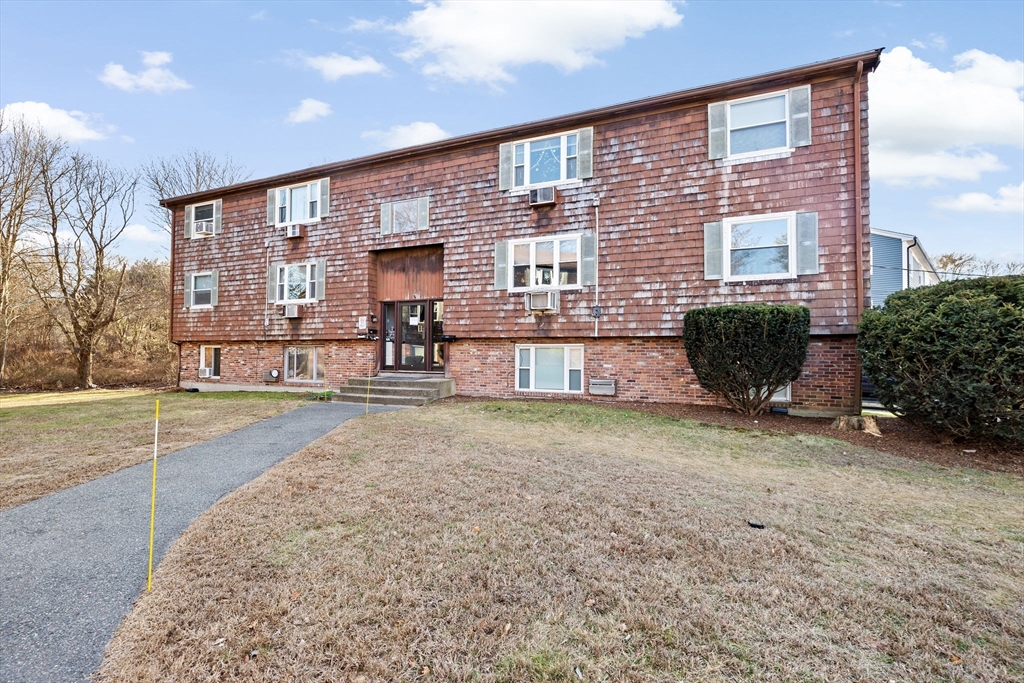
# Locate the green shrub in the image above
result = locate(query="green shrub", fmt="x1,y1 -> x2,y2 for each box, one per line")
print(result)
859,276 -> 1024,444
683,304 -> 810,415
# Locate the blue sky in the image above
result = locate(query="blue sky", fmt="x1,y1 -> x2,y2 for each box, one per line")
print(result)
2,0 -> 1022,266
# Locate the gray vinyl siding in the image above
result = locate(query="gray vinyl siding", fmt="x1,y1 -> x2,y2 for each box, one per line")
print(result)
870,234 -> 903,306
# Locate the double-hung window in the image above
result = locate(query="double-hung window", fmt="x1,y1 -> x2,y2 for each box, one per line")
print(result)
516,345 -> 583,393
184,199 -> 222,238
277,263 -> 317,302
723,213 -> 796,281
285,346 -> 324,381
499,128 -> 593,191
380,196 -> 430,235
267,178 -> 330,227
200,345 -> 221,378
708,85 -> 811,161
185,270 -> 218,308
509,235 -> 580,290
514,132 -> 577,188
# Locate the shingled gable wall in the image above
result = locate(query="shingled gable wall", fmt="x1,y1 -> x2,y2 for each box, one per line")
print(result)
168,52 -> 877,416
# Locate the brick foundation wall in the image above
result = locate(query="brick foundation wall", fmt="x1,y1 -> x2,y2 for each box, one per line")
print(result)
448,334 -> 858,414
179,340 -> 376,388
181,334 -> 859,415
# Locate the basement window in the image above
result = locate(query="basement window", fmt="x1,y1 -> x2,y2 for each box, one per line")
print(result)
284,346 -> 324,382
516,344 -> 583,393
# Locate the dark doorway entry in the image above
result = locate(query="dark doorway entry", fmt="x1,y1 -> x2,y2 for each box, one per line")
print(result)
381,300 -> 444,372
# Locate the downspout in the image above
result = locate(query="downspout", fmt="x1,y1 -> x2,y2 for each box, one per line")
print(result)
906,236 -> 918,289
852,60 -> 865,413
853,60 -> 865,322
593,198 -> 600,338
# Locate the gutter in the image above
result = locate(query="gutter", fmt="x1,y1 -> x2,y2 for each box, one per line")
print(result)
160,49 -> 884,209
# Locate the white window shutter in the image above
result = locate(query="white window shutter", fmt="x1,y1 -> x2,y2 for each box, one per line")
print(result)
789,85 -> 811,148
577,127 -> 594,179
380,202 -> 392,235
213,199 -> 223,234
266,264 -> 276,303
315,259 -> 326,301
708,103 -> 727,160
417,196 -> 429,230
319,178 -> 330,218
704,221 -> 724,279
498,143 -> 513,191
796,212 -> 819,275
184,205 -> 193,239
580,233 -> 597,286
210,270 -> 219,306
184,272 -> 193,308
267,189 -> 276,226
494,241 -> 508,290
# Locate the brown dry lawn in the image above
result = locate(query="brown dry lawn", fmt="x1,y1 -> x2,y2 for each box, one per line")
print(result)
0,391 -> 305,511
98,402 -> 1024,682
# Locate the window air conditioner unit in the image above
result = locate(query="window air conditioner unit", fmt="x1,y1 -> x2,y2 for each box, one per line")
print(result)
529,187 -> 555,206
193,220 -> 214,235
286,224 -> 303,238
527,290 -> 557,312
589,379 -> 616,396
283,304 -> 303,319
198,367 -> 212,379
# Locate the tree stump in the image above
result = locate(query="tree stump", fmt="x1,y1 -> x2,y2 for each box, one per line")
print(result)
831,415 -> 882,436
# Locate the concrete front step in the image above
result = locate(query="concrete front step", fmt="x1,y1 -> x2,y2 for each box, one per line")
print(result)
331,391 -> 432,407
333,375 -> 455,407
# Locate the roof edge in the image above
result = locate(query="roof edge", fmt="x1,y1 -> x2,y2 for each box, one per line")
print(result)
161,49 -> 884,208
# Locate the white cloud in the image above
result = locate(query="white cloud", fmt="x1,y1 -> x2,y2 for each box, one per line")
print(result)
122,224 -> 166,243
932,182 -> 1024,213
361,121 -> 450,150
910,33 -> 947,51
0,101 -> 105,141
286,98 -> 332,124
302,53 -> 387,80
392,0 -> 682,86
141,51 -> 173,67
99,52 -> 192,94
872,46 -> 1024,185
250,9 -> 267,21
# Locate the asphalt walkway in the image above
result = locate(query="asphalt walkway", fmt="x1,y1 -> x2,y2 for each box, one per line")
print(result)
0,401 -> 400,683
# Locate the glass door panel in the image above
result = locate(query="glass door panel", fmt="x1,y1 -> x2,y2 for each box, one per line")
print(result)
382,303 -> 396,370
431,301 -> 445,372
399,303 -> 426,371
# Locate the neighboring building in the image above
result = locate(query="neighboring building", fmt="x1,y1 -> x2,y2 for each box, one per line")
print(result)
164,50 -> 882,417
869,229 -> 940,306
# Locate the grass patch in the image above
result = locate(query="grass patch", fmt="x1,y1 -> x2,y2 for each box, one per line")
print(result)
0,391 -> 304,510
98,402 -> 1024,682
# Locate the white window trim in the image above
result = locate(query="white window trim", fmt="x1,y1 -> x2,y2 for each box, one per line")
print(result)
770,383 -> 791,403
199,345 -> 221,378
508,233 -> 583,292
274,180 -> 322,227
284,345 -> 324,382
276,262 -> 317,304
190,271 -> 214,309
512,129 -> 580,190
722,212 -> 797,283
191,201 -> 216,238
515,344 -> 584,394
725,89 -> 793,162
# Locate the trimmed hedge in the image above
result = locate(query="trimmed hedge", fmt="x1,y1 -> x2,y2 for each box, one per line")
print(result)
859,276 -> 1024,444
683,304 -> 810,415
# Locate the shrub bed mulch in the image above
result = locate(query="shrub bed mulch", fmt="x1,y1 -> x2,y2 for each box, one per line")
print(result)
438,397 -> 1022,476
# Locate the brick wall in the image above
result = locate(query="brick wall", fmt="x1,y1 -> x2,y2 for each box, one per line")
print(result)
179,340 -> 376,388
448,334 -> 857,414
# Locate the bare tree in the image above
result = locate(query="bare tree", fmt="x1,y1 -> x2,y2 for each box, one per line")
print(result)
936,251 -> 1024,280
0,113 -> 64,384
142,149 -> 250,231
27,150 -> 136,387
